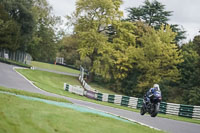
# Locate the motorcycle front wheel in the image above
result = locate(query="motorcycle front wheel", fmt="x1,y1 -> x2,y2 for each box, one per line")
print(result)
150,103 -> 160,117
140,104 -> 146,115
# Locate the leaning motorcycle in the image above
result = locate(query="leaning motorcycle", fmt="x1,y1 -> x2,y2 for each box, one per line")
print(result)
140,91 -> 162,117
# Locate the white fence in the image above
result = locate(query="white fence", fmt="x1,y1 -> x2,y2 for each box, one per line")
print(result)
0,49 -> 32,64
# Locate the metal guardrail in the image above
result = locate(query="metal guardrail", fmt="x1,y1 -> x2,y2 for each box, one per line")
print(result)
64,83 -> 84,96
64,69 -> 200,119
64,82 -> 200,119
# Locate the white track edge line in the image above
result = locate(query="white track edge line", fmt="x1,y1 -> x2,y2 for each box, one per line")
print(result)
13,67 -> 47,93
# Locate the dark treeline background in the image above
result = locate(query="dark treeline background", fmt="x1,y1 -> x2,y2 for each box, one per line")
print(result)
0,0 -> 62,62
0,0 -> 199,105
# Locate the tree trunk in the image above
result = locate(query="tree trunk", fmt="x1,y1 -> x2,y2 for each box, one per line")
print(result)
87,71 -> 94,83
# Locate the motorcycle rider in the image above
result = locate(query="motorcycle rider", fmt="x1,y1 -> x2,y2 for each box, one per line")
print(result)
145,84 -> 161,105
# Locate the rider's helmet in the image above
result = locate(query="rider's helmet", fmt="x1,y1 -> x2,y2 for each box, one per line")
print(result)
153,84 -> 160,92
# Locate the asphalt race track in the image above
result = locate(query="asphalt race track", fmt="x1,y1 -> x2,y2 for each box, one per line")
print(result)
0,62 -> 200,133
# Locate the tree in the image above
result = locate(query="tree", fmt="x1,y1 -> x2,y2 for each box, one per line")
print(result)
58,35 -> 80,66
193,35 -> 200,56
126,0 -> 186,44
28,0 -> 62,62
136,25 -> 183,91
0,0 -> 62,62
127,0 -> 171,28
71,0 -> 123,81
92,20 -> 139,82
189,87 -> 200,105
178,34 -> 200,105
0,0 -> 35,51
170,24 -> 186,44
0,4 -> 20,51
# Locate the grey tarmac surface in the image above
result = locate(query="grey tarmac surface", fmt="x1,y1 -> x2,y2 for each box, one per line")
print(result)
0,62 -> 200,133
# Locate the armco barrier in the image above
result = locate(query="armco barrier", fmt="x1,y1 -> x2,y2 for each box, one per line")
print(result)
159,102 -> 167,114
85,90 -> 97,99
114,95 -> 122,105
64,83 -> 70,91
128,97 -> 138,109
193,106 -> 200,119
102,93 -> 109,102
84,83 -> 92,90
137,98 -> 143,109
64,83 -> 84,96
72,86 -> 84,96
166,103 -> 180,115
108,95 -> 115,103
64,83 -> 200,119
97,93 -> 103,101
179,104 -> 194,118
121,96 -> 130,107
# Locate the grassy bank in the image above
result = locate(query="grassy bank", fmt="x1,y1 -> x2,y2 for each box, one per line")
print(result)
31,61 -> 80,74
0,92 -> 163,133
31,61 -> 119,94
16,69 -> 200,125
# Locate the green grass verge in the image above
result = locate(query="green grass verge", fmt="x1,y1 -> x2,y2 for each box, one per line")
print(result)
31,61 -> 119,94
16,69 -> 200,125
0,93 -> 164,133
89,82 -> 121,94
0,86 -> 71,103
0,57 -> 31,68
31,61 -> 80,74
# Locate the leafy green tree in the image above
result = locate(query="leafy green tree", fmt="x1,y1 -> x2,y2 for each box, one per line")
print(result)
92,21 -> 139,83
170,24 -> 186,44
193,35 -> 200,56
0,0 -> 35,51
28,0 -> 61,62
178,34 -> 200,105
189,87 -> 200,105
72,0 -> 123,81
127,0 -> 171,28
58,35 -> 80,65
136,25 -> 183,91
0,4 -> 20,51
93,23 -> 183,95
126,0 -> 186,44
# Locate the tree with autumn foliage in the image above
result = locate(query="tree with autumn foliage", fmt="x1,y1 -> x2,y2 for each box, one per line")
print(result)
70,0 -> 124,81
